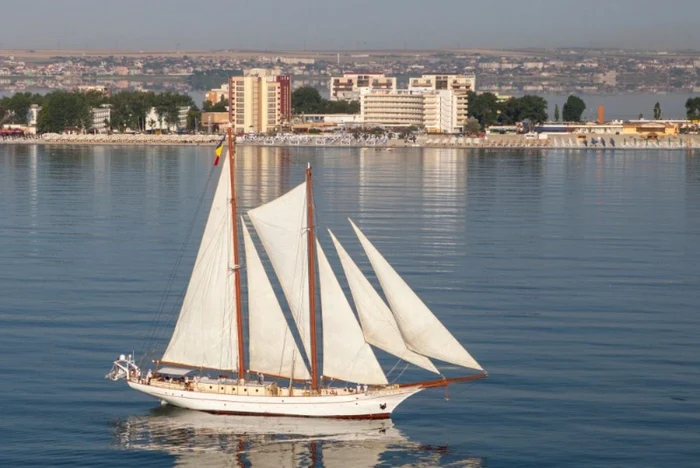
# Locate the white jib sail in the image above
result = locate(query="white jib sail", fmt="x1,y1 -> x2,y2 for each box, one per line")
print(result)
350,220 -> 484,371
247,182 -> 312,360
316,239 -> 388,385
329,230 -> 440,374
162,151 -> 238,371
242,220 -> 310,380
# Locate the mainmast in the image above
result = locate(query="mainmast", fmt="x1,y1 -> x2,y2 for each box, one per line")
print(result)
306,164 -> 319,391
228,127 -> 245,380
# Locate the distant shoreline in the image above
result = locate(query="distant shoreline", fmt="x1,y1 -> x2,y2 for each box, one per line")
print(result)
2,133 -> 700,151
3,139 -> 700,151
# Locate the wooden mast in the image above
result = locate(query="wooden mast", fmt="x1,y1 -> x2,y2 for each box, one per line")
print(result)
228,127 -> 245,380
306,164 -> 319,391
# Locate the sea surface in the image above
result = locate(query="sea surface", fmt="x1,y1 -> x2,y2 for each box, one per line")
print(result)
0,145 -> 699,467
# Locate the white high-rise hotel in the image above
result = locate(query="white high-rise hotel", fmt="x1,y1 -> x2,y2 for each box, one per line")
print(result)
329,73 -> 397,101
360,74 -> 476,133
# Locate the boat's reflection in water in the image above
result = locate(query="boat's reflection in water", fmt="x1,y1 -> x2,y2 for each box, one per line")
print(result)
113,406 -> 484,467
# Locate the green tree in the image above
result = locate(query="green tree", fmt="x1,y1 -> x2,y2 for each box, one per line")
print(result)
554,104 -> 560,122
2,92 -> 34,124
187,106 -> 202,131
165,105 -> 181,132
562,95 -> 586,122
464,117 -> 482,135
499,95 -> 548,125
467,91 -> 500,127
519,95 -> 548,124
323,99 -> 360,114
686,97 -> 700,120
203,98 -> 228,112
36,91 -> 92,133
653,102 -> 661,120
292,86 -> 324,114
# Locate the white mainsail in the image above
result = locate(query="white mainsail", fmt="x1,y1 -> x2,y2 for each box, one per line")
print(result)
242,221 -> 310,380
247,182 -> 312,361
350,220 -> 483,371
329,230 -> 440,374
162,151 -> 238,371
316,239 -> 388,385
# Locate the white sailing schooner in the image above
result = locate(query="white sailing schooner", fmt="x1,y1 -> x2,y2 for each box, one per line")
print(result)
107,131 -> 486,419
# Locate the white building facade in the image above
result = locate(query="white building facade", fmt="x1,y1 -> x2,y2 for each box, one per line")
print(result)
91,105 -> 111,133
145,106 -> 190,132
360,89 -> 463,133
408,74 -> 475,132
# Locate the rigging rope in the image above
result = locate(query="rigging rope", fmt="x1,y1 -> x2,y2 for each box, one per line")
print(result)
139,165 -> 218,368
391,363 -> 410,384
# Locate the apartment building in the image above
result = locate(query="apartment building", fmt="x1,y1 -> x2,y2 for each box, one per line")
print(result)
227,70 -> 291,134
408,74 -> 476,93
408,74 -> 475,131
329,73 -> 397,101
360,89 -> 463,133
90,105 -> 111,133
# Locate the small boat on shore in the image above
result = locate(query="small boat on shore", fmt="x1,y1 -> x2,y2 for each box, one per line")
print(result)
107,130 -> 486,419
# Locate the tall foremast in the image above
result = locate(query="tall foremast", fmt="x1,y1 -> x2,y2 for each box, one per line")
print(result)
228,127 -> 245,380
306,163 -> 319,391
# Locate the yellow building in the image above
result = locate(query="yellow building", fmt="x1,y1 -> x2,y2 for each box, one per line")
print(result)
200,112 -> 230,132
227,70 -> 292,134
205,84 -> 229,106
622,123 -> 678,136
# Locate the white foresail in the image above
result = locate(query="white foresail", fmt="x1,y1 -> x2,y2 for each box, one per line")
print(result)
329,230 -> 440,374
316,239 -> 388,385
242,221 -> 310,380
162,151 -> 238,371
247,182 -> 312,360
350,220 -> 484,371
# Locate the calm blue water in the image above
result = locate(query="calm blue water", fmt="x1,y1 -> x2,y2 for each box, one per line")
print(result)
1,145 -> 699,467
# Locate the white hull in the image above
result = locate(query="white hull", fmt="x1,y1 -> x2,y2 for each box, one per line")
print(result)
127,381 -> 422,419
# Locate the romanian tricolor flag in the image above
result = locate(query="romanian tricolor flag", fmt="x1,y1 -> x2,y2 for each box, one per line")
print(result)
214,135 -> 226,166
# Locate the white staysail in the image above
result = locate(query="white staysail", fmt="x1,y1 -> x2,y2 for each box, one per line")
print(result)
329,230 -> 440,374
316,240 -> 388,385
242,221 -> 310,380
350,220 -> 483,371
247,182 -> 312,361
162,151 -> 238,371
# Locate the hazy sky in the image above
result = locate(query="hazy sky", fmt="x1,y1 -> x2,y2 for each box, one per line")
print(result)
1,0 -> 699,51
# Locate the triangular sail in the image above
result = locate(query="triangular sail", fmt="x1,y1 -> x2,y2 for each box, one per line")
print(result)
350,220 -> 483,371
329,230 -> 440,374
162,151 -> 238,371
242,221 -> 310,380
247,182 -> 312,361
316,239 -> 388,385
